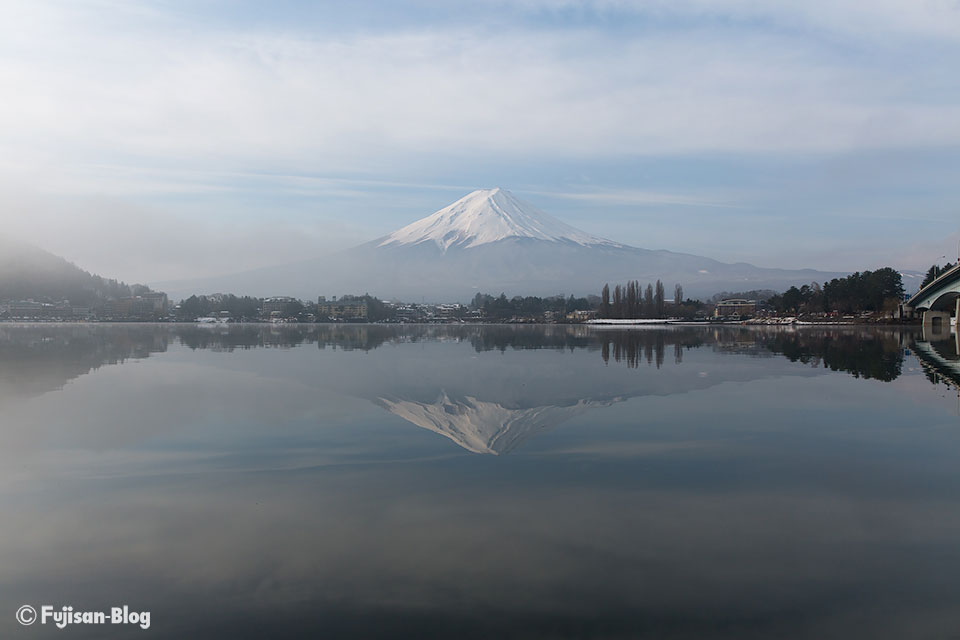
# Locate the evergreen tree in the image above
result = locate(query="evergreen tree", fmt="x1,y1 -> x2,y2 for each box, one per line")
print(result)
921,262 -> 955,288
781,286 -> 803,312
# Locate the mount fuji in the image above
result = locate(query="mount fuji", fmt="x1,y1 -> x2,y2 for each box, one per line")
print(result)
376,187 -> 622,252
156,188 -> 844,300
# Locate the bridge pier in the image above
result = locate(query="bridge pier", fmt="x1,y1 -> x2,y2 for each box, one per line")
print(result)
923,310 -> 952,339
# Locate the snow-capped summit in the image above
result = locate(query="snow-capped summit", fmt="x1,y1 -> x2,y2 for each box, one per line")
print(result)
377,187 -> 619,252
154,187 -> 846,301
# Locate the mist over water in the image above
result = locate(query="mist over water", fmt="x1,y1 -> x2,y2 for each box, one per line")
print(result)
1,324 -> 959,639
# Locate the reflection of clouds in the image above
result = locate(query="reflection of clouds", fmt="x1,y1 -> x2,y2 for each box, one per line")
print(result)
3,457 -> 960,639
1,325 -> 887,462
4,359 -> 296,442
1,326 -> 960,637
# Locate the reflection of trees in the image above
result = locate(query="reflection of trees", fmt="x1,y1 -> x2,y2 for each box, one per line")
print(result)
109,322 -> 920,389
0,324 -> 170,399
465,325 -> 594,353
757,331 -> 906,381
177,325 -> 602,353
178,324 -> 411,351
0,324 -> 928,400
177,325 -> 306,350
599,329 -> 708,369
595,327 -> 912,382
175,324 -> 600,353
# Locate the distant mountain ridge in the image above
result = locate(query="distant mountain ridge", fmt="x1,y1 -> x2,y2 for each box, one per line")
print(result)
156,188 -> 847,301
0,236 -> 148,304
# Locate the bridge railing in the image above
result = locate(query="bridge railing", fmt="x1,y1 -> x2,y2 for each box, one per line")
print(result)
908,263 -> 960,308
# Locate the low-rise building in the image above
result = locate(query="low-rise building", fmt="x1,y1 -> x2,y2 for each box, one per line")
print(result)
4,300 -> 44,318
566,309 -> 597,322
100,295 -> 169,319
140,292 -> 169,312
714,299 -> 757,318
263,297 -> 299,315
393,305 -> 423,322
317,298 -> 368,320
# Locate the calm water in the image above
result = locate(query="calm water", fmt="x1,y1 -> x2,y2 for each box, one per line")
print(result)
2,324 -> 959,639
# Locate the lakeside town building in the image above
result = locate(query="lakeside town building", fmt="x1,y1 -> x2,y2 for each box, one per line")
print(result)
317,297 -> 368,320
714,299 -> 757,318
262,297 -> 300,315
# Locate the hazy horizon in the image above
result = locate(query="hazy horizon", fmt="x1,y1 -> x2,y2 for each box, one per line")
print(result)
1,1 -> 959,286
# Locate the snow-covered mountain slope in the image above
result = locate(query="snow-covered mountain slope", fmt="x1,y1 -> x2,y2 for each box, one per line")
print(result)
377,188 -> 621,251
153,188 -> 848,301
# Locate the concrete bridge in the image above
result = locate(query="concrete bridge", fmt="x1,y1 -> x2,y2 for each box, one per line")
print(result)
907,264 -> 960,338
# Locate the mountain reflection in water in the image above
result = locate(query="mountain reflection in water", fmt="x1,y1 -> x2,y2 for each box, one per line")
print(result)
0,323 -> 943,457
371,328 -> 917,455
1,323 -> 960,640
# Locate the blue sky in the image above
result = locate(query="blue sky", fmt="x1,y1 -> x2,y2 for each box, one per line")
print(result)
1,0 -> 958,282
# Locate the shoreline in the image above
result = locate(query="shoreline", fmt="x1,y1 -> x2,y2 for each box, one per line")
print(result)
0,320 -> 934,329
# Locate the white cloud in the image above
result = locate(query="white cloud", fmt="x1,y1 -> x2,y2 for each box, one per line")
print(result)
489,0 -> 960,41
522,187 -> 740,208
0,1 -> 958,280
1,0 -> 958,177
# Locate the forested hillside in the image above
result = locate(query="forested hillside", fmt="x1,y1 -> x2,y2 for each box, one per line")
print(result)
0,236 -> 148,304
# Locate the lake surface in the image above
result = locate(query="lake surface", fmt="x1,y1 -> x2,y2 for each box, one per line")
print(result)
2,323 -> 959,639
